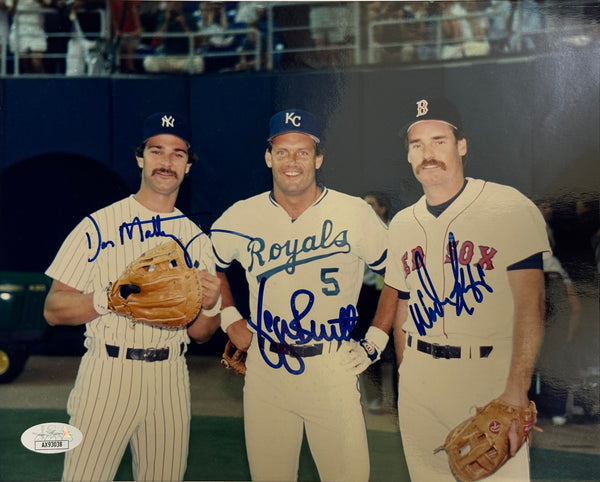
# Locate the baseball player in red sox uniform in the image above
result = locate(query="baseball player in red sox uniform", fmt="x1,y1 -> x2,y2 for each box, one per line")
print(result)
373,97 -> 551,480
43,112 -> 221,481
210,108 -> 390,481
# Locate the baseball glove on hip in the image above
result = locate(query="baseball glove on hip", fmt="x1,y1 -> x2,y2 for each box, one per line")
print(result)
221,340 -> 246,375
435,398 -> 538,481
107,240 -> 202,328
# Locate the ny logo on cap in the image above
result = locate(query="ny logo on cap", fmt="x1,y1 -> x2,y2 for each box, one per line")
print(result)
161,115 -> 175,128
416,100 -> 429,118
284,112 -> 302,127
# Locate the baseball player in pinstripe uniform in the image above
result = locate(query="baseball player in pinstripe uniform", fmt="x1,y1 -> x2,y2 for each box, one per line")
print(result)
210,108 -> 390,481
372,97 -> 551,480
43,112 -> 221,482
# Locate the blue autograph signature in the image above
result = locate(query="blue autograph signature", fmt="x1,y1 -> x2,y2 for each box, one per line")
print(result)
410,232 -> 493,335
247,277 -> 357,375
86,213 -> 202,268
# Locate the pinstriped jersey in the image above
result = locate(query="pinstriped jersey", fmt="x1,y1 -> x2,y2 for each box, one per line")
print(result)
211,187 -> 388,345
46,195 -> 218,348
385,178 -> 551,340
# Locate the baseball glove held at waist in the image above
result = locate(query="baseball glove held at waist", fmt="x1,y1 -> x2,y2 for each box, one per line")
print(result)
107,240 -> 202,328
435,398 -> 538,481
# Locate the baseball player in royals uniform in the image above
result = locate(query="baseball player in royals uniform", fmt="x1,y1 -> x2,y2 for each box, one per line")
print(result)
373,97 -> 551,481
43,112 -> 221,481
210,109 -> 390,481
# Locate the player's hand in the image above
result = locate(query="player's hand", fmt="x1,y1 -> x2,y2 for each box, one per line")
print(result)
497,389 -> 532,456
226,319 -> 253,351
198,270 -> 221,311
339,326 -> 389,375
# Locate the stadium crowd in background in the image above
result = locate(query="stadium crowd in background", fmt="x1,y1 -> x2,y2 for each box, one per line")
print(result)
0,0 -> 597,75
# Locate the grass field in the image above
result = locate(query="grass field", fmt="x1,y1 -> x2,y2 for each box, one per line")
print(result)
1,409 -> 598,481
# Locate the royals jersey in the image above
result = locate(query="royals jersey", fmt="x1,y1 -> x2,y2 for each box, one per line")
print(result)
385,178 -> 550,340
211,187 -> 388,346
46,195 -> 218,348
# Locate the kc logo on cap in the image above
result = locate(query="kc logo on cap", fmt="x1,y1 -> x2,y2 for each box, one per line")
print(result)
284,111 -> 303,127
268,108 -> 321,143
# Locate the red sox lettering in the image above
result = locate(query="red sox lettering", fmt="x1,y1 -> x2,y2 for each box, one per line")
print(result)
401,239 -> 498,276
408,232 -> 494,336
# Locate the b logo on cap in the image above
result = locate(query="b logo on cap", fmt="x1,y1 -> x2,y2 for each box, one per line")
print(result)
161,115 -> 175,128
285,112 -> 301,127
416,99 -> 429,118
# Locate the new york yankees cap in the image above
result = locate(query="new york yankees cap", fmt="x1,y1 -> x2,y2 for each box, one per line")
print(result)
141,112 -> 192,145
400,97 -> 463,137
268,108 -> 321,143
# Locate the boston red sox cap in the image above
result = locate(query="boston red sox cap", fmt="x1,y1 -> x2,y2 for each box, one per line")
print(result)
268,108 -> 321,143
141,111 -> 192,146
400,97 -> 463,137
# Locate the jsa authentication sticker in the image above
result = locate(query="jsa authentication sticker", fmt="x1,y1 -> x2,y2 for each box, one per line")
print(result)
21,423 -> 83,454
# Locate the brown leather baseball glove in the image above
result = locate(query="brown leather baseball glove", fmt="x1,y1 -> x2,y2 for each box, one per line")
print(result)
221,340 -> 247,375
435,398 -> 538,481
107,240 -> 202,328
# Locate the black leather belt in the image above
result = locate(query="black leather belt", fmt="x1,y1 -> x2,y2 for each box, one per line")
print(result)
417,340 -> 461,359
269,341 -> 324,358
105,343 -> 184,362
407,335 -> 493,360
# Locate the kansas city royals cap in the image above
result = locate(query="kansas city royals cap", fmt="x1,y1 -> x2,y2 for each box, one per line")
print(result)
141,112 -> 192,145
267,108 -> 321,143
400,97 -> 463,137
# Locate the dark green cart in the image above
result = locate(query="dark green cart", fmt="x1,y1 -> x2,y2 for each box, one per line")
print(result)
0,271 -> 52,383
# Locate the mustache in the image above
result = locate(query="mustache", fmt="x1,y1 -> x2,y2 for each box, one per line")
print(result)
152,168 -> 178,179
417,160 -> 446,173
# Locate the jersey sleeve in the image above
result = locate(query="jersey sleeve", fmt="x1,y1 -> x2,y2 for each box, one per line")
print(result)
198,233 -> 221,317
210,205 -> 244,271
496,188 -> 551,265
358,201 -> 388,275
382,211 -> 410,294
196,232 -> 218,274
45,217 -> 99,292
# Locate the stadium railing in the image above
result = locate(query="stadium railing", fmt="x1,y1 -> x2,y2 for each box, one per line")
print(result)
0,1 -> 596,76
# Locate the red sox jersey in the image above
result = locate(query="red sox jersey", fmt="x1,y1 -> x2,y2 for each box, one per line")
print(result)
385,178 -> 550,340
211,187 -> 388,373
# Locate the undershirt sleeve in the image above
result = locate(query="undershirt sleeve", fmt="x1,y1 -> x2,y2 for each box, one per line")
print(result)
506,252 -> 543,271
